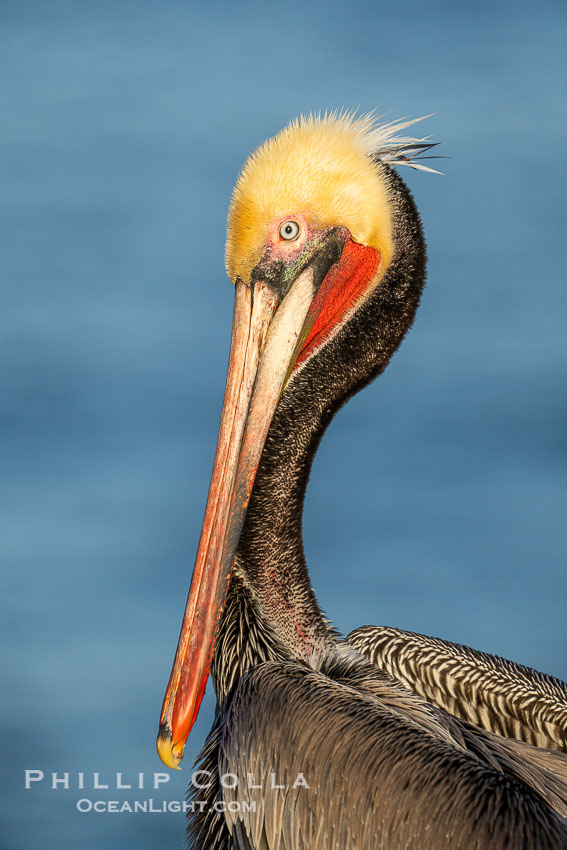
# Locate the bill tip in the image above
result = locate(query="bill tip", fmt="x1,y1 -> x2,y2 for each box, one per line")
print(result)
156,724 -> 183,770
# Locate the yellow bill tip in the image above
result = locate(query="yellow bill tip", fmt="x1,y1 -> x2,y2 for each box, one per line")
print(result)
156,726 -> 184,770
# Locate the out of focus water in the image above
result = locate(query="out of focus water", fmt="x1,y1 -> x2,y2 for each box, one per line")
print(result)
2,1 -> 566,847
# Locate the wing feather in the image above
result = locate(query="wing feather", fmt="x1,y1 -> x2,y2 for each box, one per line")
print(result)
348,625 -> 567,751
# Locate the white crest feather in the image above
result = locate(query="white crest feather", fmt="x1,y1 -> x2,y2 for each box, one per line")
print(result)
354,112 -> 442,174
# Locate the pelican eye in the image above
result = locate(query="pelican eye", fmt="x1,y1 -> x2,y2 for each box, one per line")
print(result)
279,220 -> 300,241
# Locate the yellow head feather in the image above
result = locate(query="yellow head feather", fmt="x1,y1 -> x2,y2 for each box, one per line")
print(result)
225,113 -> 395,283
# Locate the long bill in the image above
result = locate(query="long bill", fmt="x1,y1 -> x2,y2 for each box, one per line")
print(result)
157,267 -> 318,769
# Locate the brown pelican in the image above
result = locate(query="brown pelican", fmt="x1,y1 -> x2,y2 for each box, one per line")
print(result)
156,113 -> 567,848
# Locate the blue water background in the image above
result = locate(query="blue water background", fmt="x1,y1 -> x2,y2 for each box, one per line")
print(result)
2,0 -> 566,847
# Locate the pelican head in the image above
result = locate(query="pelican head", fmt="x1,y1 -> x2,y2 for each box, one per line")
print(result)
225,113 -> 395,283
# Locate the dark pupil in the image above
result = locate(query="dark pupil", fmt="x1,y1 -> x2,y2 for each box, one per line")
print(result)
285,225 -> 293,235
